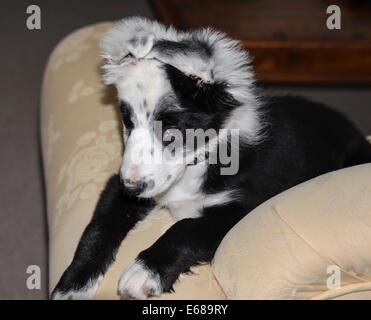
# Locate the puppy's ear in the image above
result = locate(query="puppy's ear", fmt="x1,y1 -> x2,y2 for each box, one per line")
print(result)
101,18 -> 156,64
164,64 -> 239,113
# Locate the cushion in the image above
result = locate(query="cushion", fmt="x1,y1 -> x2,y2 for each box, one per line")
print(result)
213,163 -> 371,299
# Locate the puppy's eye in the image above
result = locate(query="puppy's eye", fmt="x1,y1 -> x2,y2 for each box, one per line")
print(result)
163,128 -> 172,139
119,101 -> 134,131
163,127 -> 180,141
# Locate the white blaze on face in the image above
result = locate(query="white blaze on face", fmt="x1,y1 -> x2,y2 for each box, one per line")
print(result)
115,59 -> 186,197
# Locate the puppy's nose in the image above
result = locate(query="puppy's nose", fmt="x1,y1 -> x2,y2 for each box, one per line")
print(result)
128,165 -> 140,183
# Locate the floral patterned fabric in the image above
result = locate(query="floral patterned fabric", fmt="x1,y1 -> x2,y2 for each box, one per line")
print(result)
41,23 -> 371,300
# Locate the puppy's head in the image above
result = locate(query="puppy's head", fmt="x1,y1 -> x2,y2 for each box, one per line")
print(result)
101,17 -> 261,198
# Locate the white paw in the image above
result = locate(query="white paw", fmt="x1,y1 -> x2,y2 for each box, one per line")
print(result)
118,260 -> 162,300
51,275 -> 103,300
126,31 -> 155,59
101,20 -> 156,64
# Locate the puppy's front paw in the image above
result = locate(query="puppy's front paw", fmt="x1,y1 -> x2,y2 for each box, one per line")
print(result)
125,32 -> 155,59
51,275 -> 103,300
118,260 -> 162,300
101,20 -> 156,63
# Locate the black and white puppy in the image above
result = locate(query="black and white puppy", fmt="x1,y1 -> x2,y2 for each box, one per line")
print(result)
51,17 -> 371,299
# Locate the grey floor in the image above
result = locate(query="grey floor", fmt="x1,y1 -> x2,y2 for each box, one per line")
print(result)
0,0 -> 370,300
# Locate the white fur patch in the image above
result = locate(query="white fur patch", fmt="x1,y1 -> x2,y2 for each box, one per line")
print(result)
118,260 -> 162,300
159,162 -> 235,221
51,275 -> 103,300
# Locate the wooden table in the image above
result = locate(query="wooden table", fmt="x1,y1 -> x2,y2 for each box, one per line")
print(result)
152,0 -> 371,83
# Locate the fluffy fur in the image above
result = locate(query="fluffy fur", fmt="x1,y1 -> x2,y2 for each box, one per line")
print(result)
51,17 -> 371,300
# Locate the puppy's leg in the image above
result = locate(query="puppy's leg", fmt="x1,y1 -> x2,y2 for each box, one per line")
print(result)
51,174 -> 155,300
118,204 -> 244,299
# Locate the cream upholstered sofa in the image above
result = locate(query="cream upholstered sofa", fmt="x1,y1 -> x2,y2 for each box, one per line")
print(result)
41,22 -> 371,300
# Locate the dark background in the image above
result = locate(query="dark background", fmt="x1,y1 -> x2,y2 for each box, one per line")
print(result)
0,0 -> 370,299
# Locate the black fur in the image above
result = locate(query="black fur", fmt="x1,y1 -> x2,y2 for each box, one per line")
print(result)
153,38 -> 213,58
119,101 -> 134,134
154,64 -> 240,153
138,203 -> 245,292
